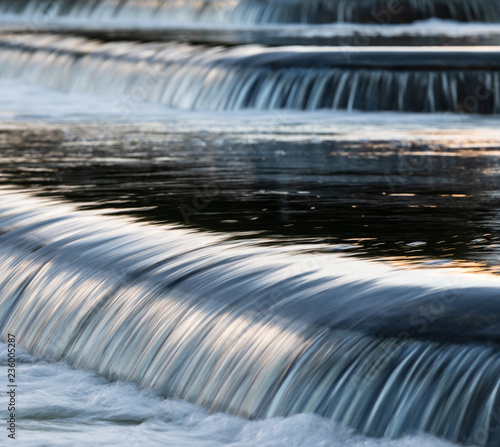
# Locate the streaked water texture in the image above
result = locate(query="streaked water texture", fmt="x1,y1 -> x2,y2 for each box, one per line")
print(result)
0,35 -> 499,113
0,191 -> 500,445
1,0 -> 500,446
0,343 -> 463,447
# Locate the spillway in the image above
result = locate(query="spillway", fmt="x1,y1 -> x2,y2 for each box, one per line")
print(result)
0,34 -> 499,113
1,190 -> 500,446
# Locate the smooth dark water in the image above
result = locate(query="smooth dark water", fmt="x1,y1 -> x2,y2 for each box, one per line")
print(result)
0,122 -> 499,271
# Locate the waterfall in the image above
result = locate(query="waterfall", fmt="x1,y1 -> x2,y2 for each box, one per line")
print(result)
0,34 -> 499,113
1,0 -> 499,445
0,0 -> 499,24
0,189 -> 500,446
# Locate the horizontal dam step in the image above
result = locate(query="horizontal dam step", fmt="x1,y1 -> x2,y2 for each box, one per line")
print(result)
3,34 -> 500,69
4,24 -> 500,47
0,34 -> 500,113
0,190 -> 500,446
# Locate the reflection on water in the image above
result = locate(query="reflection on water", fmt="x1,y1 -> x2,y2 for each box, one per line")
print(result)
0,121 -> 499,272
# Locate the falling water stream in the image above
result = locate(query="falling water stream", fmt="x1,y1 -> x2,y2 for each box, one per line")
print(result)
0,1 -> 500,446
0,35 -> 499,113
0,190 -> 500,447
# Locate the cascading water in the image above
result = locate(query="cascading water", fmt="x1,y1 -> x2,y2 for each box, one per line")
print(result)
1,0 -> 500,445
0,34 -> 499,113
0,0 -> 499,24
0,190 -> 500,446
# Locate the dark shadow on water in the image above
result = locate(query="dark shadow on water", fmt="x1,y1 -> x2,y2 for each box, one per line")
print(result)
0,124 -> 499,270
